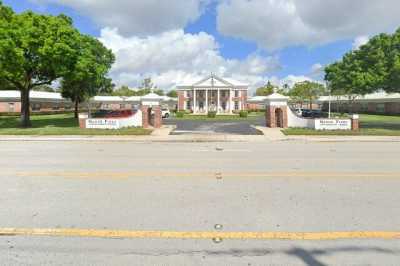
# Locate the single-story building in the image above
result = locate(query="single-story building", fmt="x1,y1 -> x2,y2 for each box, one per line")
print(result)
91,95 -> 177,111
0,90 -> 73,113
0,90 -> 177,114
177,74 -> 248,114
318,92 -> 400,114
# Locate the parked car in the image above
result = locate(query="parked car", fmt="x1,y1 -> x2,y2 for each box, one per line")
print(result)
294,108 -> 302,116
301,109 -> 323,118
162,108 -> 170,118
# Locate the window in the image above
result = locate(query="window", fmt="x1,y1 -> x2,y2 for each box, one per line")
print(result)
186,100 -> 191,110
376,103 -> 385,113
221,91 -> 226,97
120,104 -> 126,109
52,104 -> 60,110
8,103 -> 15,112
235,90 -> 239,97
360,102 -> 368,112
32,103 -> 41,111
199,102 -> 204,109
235,101 -> 239,110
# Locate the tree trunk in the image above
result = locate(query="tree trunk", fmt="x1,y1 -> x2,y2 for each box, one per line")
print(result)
20,88 -> 32,128
74,99 -> 79,119
309,98 -> 313,110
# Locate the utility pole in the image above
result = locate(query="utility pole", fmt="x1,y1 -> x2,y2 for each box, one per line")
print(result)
327,81 -> 331,119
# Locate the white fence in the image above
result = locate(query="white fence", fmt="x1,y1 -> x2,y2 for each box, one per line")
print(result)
85,110 -> 142,129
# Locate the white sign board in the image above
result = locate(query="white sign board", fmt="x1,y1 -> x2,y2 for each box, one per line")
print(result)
86,119 -> 119,129
315,119 -> 351,130
141,101 -> 159,107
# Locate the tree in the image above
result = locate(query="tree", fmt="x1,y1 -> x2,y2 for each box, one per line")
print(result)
0,3 -> 80,127
61,35 -> 115,118
167,90 -> 178,98
324,29 -> 400,113
153,89 -> 165,96
384,29 -> 400,93
140,77 -> 154,90
111,86 -> 137,97
324,34 -> 389,113
256,81 -> 276,96
290,81 -> 326,110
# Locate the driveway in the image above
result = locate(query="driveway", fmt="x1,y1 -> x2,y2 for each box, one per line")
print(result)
164,116 -> 265,135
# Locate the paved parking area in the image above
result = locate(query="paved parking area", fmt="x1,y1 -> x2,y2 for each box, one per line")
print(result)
164,117 -> 265,135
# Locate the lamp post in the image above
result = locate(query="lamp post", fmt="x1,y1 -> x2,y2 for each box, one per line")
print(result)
326,81 -> 331,119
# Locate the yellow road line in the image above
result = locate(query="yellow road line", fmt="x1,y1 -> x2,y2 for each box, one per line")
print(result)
0,228 -> 399,240
12,171 -> 400,179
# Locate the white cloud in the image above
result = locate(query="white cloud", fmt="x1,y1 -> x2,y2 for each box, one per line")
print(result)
352,35 -> 370,50
217,0 -> 400,50
99,28 -> 281,90
32,0 -> 209,36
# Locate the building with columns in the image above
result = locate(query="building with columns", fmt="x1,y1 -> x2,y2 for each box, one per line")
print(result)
177,74 -> 248,114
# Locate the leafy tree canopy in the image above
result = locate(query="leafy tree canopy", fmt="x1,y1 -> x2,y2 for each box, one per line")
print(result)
325,28 -> 400,96
0,2 -> 81,126
167,90 -> 178,98
61,34 -> 115,118
256,81 -> 277,96
289,81 -> 326,109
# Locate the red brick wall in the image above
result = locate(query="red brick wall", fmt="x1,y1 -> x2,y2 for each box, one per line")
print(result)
178,91 -> 185,111
368,103 -> 376,113
153,106 -> 162,128
241,90 -> 247,110
385,102 -> 399,114
266,106 -> 288,128
351,118 -> 359,131
0,102 -> 21,113
141,106 -> 149,128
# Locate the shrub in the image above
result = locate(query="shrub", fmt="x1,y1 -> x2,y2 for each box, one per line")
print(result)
207,111 -> 217,118
239,110 -> 248,118
176,111 -> 185,118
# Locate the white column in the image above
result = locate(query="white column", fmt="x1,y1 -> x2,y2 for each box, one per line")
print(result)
217,89 -> 220,114
229,89 -> 233,114
193,89 -> 196,114
205,89 -> 208,114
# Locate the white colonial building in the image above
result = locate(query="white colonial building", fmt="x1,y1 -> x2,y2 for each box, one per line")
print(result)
177,74 -> 248,114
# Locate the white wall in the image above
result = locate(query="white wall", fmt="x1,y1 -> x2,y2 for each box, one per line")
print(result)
86,110 -> 143,129
287,108 -> 314,128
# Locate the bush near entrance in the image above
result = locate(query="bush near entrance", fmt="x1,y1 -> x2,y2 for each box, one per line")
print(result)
176,111 -> 185,118
239,111 -> 248,118
207,111 -> 217,118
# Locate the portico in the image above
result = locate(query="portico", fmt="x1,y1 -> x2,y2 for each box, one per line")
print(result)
177,74 -> 248,114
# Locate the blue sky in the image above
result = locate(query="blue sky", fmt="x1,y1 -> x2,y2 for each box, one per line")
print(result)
4,0 -> 399,90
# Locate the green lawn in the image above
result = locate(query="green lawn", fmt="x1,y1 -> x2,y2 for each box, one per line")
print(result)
0,114 -> 152,135
283,114 -> 400,136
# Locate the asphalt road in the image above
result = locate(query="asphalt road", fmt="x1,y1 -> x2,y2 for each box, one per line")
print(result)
164,116 -> 265,135
0,140 -> 400,265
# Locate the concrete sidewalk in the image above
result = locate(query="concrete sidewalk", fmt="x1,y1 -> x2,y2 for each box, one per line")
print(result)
1,134 -> 400,143
1,125 -> 400,142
